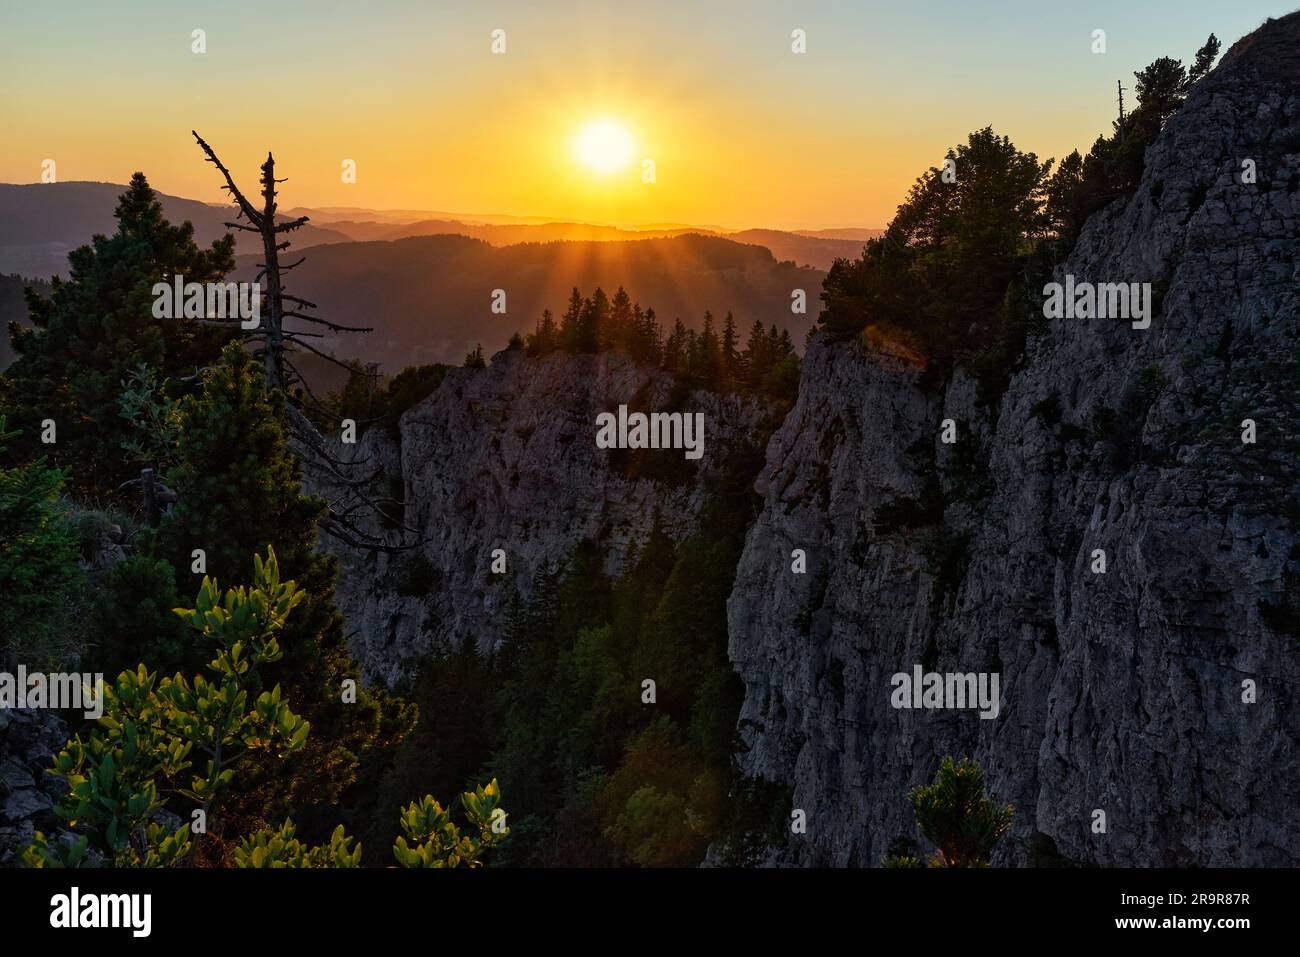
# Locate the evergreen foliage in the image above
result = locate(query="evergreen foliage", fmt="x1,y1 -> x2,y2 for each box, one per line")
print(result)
893,756 -> 1013,868
23,548 -> 309,868
0,415 -> 84,668
22,550 -> 504,869
819,35 -> 1220,391
526,285 -> 799,402
4,173 -> 236,490
1044,34 -> 1220,251
372,443 -> 791,867
145,343 -> 412,838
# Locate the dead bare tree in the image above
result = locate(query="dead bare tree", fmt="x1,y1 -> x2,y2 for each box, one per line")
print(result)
192,130 -> 419,553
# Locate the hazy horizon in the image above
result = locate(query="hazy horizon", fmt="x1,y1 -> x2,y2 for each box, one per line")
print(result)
0,178 -> 878,234
0,0 -> 1283,230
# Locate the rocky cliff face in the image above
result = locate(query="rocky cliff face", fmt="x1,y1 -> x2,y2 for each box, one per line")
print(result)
317,14 -> 1300,866
314,349 -> 775,687
727,12 -> 1300,866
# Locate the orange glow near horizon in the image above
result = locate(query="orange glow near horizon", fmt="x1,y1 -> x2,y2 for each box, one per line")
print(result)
0,1 -> 1281,231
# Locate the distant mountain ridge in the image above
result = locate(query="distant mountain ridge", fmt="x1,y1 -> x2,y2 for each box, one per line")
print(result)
2,181 -> 878,286
299,213 -> 878,270
0,182 -> 351,279
2,182 -> 868,371
231,232 -> 825,370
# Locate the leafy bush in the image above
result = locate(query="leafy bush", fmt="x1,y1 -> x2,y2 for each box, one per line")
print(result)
23,548 -> 310,868
391,781 -> 508,868
24,548 -> 506,870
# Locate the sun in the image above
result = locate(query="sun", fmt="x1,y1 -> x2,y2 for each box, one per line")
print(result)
573,119 -> 634,175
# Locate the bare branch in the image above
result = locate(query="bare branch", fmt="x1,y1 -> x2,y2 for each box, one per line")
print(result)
288,336 -> 371,376
284,404 -> 378,480
318,517 -> 421,553
284,311 -> 373,333
274,216 -> 310,233
192,131 -> 263,226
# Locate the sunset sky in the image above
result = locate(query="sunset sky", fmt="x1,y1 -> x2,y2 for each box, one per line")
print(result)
0,0 -> 1283,230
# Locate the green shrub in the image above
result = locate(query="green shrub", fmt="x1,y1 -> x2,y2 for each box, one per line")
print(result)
906,756 -> 1013,868
0,415 -> 85,669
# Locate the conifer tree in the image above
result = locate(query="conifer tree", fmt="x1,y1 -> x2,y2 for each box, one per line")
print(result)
575,287 -> 609,353
559,287 -> 583,350
663,319 -> 688,374
5,174 -> 236,488
148,343 -> 411,837
23,549 -> 502,869
531,308 -> 559,355
0,416 -> 83,669
607,287 -> 634,352
699,311 -> 721,382
636,306 -> 662,365
721,311 -> 740,387
743,318 -> 770,389
904,756 -> 1013,867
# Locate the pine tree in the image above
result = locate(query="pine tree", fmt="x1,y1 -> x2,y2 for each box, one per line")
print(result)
699,311 -> 721,383
149,343 -> 412,839
637,306 -> 662,365
607,287 -> 633,352
559,287 -> 583,350
0,416 -> 83,669
531,308 -> 559,356
905,756 -> 1013,867
663,319 -> 688,375
577,287 -> 609,353
5,174 -> 236,489
743,319 -> 770,390
721,311 -> 740,387
685,329 -> 703,379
